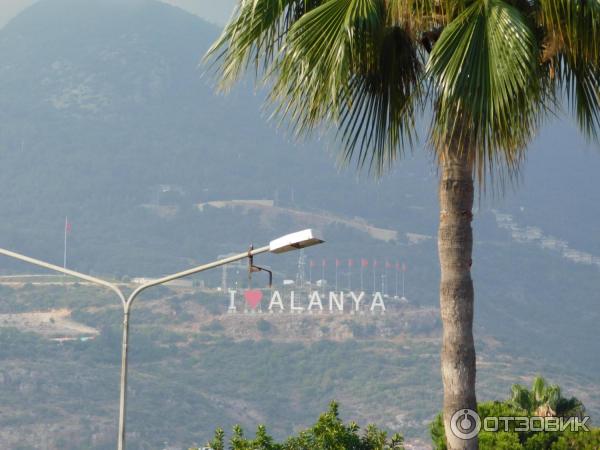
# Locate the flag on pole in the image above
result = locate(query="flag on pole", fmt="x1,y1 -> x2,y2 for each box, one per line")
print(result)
335,259 -> 341,267
373,259 -> 378,268
396,262 -> 401,271
63,216 -> 71,269
309,259 -> 316,268
348,259 -> 354,267
402,263 -> 407,272
385,260 -> 392,269
321,258 -> 326,293
361,258 -> 369,267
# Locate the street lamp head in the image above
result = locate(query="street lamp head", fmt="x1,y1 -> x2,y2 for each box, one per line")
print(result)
269,229 -> 324,254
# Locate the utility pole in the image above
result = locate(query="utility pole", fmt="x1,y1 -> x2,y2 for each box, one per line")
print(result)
63,217 -> 70,269
296,250 -> 306,289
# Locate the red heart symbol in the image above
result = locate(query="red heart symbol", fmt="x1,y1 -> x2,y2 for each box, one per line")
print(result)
244,290 -> 263,309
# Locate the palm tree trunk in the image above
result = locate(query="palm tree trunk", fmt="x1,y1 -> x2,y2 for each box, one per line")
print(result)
438,151 -> 478,450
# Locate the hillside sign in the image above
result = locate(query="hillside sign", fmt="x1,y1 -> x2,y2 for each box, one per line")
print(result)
228,290 -> 386,314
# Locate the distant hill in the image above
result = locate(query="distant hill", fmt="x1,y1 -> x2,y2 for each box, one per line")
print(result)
1,0 -> 597,277
0,1 -> 598,449
0,0 -> 438,278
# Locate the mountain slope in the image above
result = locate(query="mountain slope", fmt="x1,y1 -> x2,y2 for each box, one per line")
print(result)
0,0 -> 437,277
0,1 -> 598,449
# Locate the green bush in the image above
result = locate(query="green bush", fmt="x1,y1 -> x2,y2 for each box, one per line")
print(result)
204,319 -> 225,332
430,401 -> 599,450
193,402 -> 404,450
256,319 -> 273,335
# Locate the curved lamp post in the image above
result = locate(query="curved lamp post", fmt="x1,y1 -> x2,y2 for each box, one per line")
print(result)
0,229 -> 323,450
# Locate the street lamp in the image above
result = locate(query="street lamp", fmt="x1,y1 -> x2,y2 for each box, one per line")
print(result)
0,228 -> 323,450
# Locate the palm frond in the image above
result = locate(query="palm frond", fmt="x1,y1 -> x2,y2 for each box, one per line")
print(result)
532,376 -> 548,403
336,25 -> 424,172
204,0 -> 322,90
385,0 -> 450,30
427,0 -> 543,183
564,59 -> 600,140
510,384 -> 533,413
269,0 -> 424,173
271,0 -> 385,126
545,384 -> 562,409
205,0 -> 599,183
537,0 -> 600,140
539,0 -> 600,66
555,396 -> 585,417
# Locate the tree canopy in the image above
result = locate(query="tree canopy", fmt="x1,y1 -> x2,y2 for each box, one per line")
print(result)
207,0 -> 600,180
194,401 -> 405,450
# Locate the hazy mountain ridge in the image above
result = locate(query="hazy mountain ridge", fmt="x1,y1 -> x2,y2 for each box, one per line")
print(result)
0,1 -> 598,449
0,0 -> 439,278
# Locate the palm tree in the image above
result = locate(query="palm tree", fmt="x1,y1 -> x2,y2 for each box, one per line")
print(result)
205,1 -> 600,448
511,376 -> 585,418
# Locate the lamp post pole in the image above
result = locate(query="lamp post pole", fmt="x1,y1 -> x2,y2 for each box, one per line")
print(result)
0,228 -> 324,450
115,245 -> 270,450
0,245 -> 270,450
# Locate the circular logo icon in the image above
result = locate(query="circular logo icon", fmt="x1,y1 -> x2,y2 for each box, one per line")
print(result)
450,409 -> 481,440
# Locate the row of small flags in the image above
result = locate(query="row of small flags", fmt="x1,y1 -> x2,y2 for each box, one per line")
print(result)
309,259 -> 407,271
62,219 -> 408,274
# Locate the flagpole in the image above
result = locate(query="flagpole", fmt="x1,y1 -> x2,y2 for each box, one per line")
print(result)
372,261 -> 376,293
348,260 -> 352,291
335,261 -> 338,292
402,270 -> 405,298
63,216 -> 68,269
347,268 -> 350,291
360,266 -> 363,291
402,265 -> 406,298
321,259 -> 325,296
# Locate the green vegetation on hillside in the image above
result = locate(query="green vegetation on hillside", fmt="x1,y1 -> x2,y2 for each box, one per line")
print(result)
193,402 -> 405,450
0,284 -> 597,449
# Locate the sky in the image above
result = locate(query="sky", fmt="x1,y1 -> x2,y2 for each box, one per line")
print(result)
0,0 -> 37,28
0,0 -> 236,28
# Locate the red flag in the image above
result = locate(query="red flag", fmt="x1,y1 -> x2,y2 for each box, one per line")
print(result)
335,259 -> 341,267
322,258 -> 327,268
309,259 -> 316,268
65,218 -> 72,233
348,259 -> 354,268
361,258 -> 369,268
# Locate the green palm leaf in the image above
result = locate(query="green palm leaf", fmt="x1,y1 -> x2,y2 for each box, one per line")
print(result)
335,21 -> 423,171
538,0 -> 600,139
207,0 -> 599,182
539,0 -> 600,65
270,0 -> 423,172
563,59 -> 600,139
511,384 -> 534,413
427,0 -> 543,181
205,0 -> 322,90
555,396 -> 585,417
